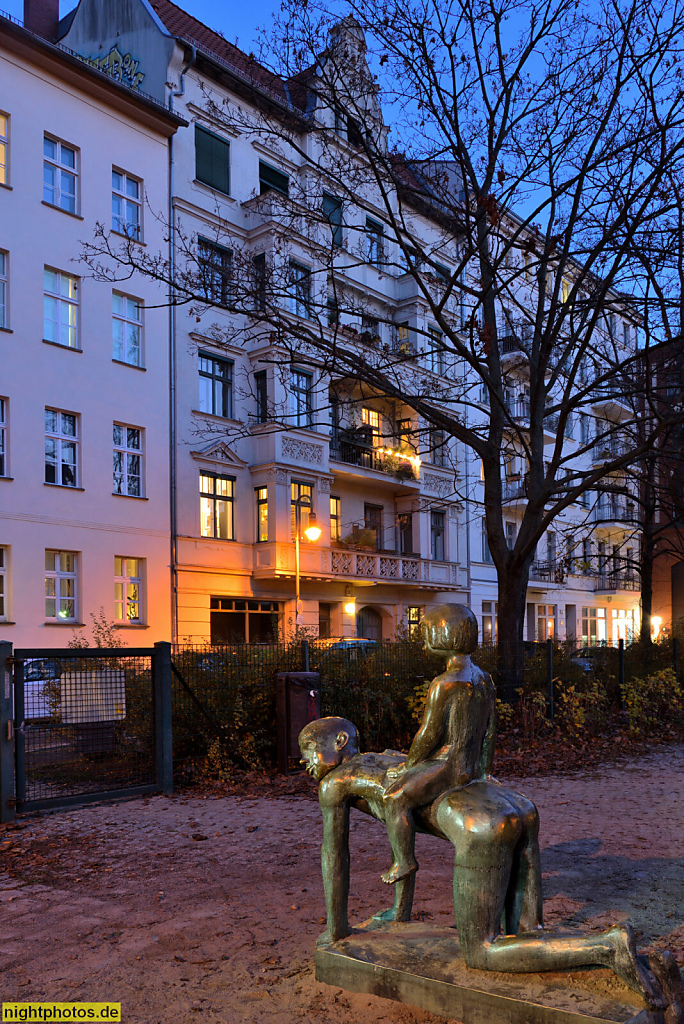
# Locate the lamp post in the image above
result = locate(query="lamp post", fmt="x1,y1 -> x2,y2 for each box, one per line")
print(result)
295,508 -> 321,627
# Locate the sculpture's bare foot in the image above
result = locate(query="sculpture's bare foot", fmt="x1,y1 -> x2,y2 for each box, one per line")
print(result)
372,907 -> 398,923
650,951 -> 684,1024
381,860 -> 417,885
609,925 -> 667,1010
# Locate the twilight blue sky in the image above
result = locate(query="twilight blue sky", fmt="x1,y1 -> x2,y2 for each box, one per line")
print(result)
5,0 -> 281,55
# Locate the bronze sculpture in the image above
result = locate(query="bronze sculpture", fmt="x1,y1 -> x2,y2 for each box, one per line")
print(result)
300,604 -> 681,1014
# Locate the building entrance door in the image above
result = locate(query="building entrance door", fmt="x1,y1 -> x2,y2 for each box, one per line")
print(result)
357,605 -> 382,640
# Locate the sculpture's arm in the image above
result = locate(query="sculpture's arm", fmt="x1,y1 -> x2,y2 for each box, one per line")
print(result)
401,680 -> 448,770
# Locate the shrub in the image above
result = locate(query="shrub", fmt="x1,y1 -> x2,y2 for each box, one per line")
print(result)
621,668 -> 684,737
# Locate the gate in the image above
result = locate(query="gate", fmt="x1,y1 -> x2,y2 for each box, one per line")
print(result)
0,641 -> 173,821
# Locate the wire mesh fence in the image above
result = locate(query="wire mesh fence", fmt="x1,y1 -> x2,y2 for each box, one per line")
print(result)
14,647 -> 157,808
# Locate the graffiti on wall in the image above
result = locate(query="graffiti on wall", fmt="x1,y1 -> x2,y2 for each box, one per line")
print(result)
85,46 -> 145,90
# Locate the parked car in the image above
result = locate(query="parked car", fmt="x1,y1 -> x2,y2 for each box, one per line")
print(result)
568,646 -> 615,673
312,637 -> 378,676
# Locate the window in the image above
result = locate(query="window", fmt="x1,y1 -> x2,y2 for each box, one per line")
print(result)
398,512 -> 413,554
210,597 -> 280,643
43,268 -> 78,348
581,606 -> 607,646
0,250 -> 7,328
198,239 -> 232,307
580,414 -> 591,445
427,326 -> 445,374
43,135 -> 77,213
319,602 -> 332,639
0,112 -> 7,185
114,557 -> 143,623
327,293 -> 339,326
505,521 -> 516,550
536,604 -> 556,641
346,117 -> 363,148
113,424 -> 143,497
430,510 -> 446,560
111,169 -> 142,239
361,315 -> 380,344
288,261 -> 311,318
547,530 -> 557,563
45,409 -> 78,487
291,369 -> 313,427
199,353 -> 233,418
195,125 -> 230,196
397,418 -> 414,452
252,253 -> 266,311
394,321 -> 412,354
0,398 -> 6,477
365,504 -> 383,550
323,194 -> 343,247
482,521 -> 493,563
45,550 -> 77,621
112,292 -> 142,366
256,487 -> 269,542
425,427 -> 446,466
482,601 -> 498,642
407,606 -> 421,638
330,495 -> 341,542
366,218 -> 384,265
0,546 -> 7,620
259,161 -> 289,196
582,538 -> 592,574
255,370 -> 269,423
362,407 -> 381,445
200,473 -> 235,540
291,481 -> 313,539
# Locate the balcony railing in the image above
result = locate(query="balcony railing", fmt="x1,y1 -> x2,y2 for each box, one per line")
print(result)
330,438 -> 419,481
594,499 -> 635,523
529,560 -> 566,584
505,398 -> 531,422
502,479 -> 527,501
594,571 -> 640,592
329,550 -> 464,587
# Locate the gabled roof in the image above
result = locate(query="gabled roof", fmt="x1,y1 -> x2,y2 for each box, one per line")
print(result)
149,0 -> 307,109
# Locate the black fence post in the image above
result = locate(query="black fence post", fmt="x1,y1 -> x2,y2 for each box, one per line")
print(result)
301,639 -> 310,673
0,642 -> 15,823
546,638 -> 554,720
153,642 -> 173,796
618,638 -> 625,704
674,638 -> 679,680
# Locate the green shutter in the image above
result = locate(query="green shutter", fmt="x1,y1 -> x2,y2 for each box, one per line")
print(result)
259,161 -> 289,196
195,126 -> 230,196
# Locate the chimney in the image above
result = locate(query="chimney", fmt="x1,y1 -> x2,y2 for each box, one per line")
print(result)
24,0 -> 60,40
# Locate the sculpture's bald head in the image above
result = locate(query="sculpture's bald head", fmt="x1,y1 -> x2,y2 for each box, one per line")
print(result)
299,717 -> 359,780
420,603 -> 478,656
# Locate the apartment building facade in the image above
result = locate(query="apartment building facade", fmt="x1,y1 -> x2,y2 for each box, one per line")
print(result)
1,0 -> 642,647
0,3 -> 184,647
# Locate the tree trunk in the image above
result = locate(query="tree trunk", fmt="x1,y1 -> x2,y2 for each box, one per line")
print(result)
495,563 -> 532,701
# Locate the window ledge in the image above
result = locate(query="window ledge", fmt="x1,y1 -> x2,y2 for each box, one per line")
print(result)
43,339 -> 82,352
111,229 -> 146,247
43,621 -> 85,627
0,621 -> 16,625
0,182 -> 12,191
191,409 -> 240,425
115,622 -> 149,629
112,358 -> 146,371
112,492 -> 148,500
44,483 -> 85,491
0,476 -> 14,481
0,327 -> 13,334
41,201 -> 84,220
192,179 -> 234,202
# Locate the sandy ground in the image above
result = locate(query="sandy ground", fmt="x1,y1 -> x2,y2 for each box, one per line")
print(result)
0,745 -> 682,1024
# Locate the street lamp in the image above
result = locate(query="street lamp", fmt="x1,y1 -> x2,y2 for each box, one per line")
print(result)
295,509 -> 321,626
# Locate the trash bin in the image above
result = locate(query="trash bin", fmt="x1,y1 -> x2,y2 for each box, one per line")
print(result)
275,671 -> 321,773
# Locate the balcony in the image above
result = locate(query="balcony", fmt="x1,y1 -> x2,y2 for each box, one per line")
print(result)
330,549 -> 465,588
504,398 -> 531,423
594,571 -> 640,592
594,498 -> 636,524
592,438 -> 631,463
502,478 -> 527,503
529,560 -> 566,585
330,434 -> 420,483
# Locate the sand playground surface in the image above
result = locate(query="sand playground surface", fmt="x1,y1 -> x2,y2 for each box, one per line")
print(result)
1,745 -> 682,1023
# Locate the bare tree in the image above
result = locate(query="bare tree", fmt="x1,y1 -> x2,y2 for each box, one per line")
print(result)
83,0 -> 684,687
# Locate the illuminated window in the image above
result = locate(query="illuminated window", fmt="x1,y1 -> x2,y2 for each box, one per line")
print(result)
581,606 -> 607,646
330,495 -> 341,542
536,604 -> 556,641
407,605 -> 421,638
362,407 -> 381,445
0,250 -> 7,328
291,481 -> 313,539
114,557 -> 143,623
256,487 -> 269,542
0,546 -> 7,620
0,112 -> 8,185
45,551 -> 77,621
0,397 -> 6,477
200,473 -> 235,540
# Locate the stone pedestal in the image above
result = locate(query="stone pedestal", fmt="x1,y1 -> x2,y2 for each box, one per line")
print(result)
316,922 -> 658,1024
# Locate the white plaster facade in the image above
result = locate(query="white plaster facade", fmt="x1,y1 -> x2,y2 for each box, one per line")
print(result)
0,11 -> 183,647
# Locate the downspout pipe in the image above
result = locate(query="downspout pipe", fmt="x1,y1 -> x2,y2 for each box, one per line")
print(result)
168,45 -> 197,644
